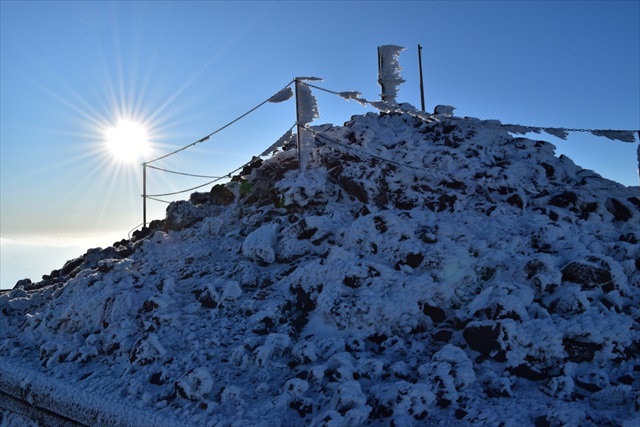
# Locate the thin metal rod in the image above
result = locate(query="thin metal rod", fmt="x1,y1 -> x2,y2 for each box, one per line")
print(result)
142,163 -> 147,227
418,44 -> 425,112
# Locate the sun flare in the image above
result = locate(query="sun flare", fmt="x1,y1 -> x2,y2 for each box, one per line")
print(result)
104,120 -> 151,163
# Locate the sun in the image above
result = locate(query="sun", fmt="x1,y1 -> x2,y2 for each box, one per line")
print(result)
104,120 -> 151,163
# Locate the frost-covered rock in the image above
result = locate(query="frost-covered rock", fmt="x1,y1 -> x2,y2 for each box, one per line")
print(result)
241,223 -> 279,264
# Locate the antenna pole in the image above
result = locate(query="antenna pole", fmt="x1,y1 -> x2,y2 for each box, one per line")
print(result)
418,44 -> 426,112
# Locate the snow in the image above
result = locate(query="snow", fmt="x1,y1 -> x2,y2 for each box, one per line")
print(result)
1,109 -> 639,426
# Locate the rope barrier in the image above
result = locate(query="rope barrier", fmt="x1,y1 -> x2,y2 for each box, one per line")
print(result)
145,80 -> 295,165
145,179 -> 223,198
300,81 -> 639,143
138,78 -> 638,232
145,196 -> 172,204
144,163 -> 247,199
307,127 -> 428,175
145,164 -> 223,179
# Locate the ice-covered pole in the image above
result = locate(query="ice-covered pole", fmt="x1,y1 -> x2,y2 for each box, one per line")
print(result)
378,45 -> 406,104
294,77 -> 321,171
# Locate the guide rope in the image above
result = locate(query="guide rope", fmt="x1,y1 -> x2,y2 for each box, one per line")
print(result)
145,164 -> 222,179
306,127 -> 429,176
145,162 -> 247,199
301,81 -> 640,142
145,80 -> 294,165
138,78 -> 638,233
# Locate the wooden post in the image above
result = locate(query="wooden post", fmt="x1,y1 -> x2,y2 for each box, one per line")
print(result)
142,162 -> 147,227
418,44 -> 425,112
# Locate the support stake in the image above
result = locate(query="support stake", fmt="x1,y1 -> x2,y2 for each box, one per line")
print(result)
142,162 -> 147,228
294,78 -> 303,171
418,44 -> 426,112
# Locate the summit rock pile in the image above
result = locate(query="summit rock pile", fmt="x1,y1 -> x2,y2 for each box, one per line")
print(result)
1,111 -> 639,426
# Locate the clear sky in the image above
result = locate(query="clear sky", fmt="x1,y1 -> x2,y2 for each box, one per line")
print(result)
1,0 -> 639,288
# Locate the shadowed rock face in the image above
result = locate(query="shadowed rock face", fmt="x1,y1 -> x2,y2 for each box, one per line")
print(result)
1,112 -> 638,426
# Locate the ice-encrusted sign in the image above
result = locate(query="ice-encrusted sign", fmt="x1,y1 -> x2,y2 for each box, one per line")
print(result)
378,45 -> 406,104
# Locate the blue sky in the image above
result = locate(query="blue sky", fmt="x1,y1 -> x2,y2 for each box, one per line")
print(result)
1,0 -> 639,288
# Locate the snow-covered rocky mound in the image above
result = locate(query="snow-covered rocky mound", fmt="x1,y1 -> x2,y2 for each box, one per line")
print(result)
1,111 -> 639,426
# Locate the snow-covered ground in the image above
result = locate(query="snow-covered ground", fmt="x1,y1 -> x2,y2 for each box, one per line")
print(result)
1,110 -> 639,426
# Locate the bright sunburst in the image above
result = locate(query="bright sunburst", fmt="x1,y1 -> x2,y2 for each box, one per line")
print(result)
104,120 -> 151,163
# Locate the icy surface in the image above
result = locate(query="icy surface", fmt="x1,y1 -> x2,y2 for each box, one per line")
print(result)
1,111 -> 639,426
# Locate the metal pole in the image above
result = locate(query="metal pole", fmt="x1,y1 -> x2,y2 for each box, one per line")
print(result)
294,78 -> 303,171
418,44 -> 425,112
377,46 -> 386,102
142,162 -> 147,227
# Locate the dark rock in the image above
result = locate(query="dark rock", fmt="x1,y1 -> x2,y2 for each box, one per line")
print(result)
290,285 -> 318,313
367,333 -> 388,345
578,202 -> 598,220
606,198 -> 632,221
627,196 -> 640,210
549,191 -> 577,208
561,257 -> 613,290
422,303 -> 446,323
132,226 -> 153,242
506,194 -> 524,209
190,192 -> 210,205
338,176 -> 368,203
619,233 -> 639,244
290,399 -> 313,418
455,409 -> 468,420
15,278 -> 33,290
343,276 -> 361,289
141,299 -> 159,313
368,399 -> 393,419
563,338 -> 602,363
575,379 -> 602,393
373,216 -> 387,233
210,184 -> 235,205
394,199 -> 416,210
617,374 -> 634,385
508,363 -> 548,381
534,416 -> 551,427
540,162 -> 555,178
404,252 -> 424,268
290,314 -> 309,334
433,330 -> 453,342
525,259 -> 545,279
150,372 -> 166,385
463,324 -> 501,356
193,289 -> 218,309
166,200 -> 205,230
439,179 -> 466,190
395,252 -> 424,270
